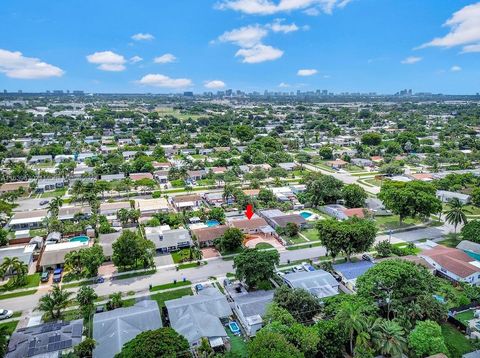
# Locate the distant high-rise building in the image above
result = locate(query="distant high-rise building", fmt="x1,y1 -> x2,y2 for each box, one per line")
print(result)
225,89 -> 232,96
183,91 -> 193,97
53,90 -> 63,94
72,90 -> 84,95
3,90 -> 6,94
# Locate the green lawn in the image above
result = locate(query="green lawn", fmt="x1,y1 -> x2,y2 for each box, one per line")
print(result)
286,242 -> 323,251
40,187 -> 67,198
150,280 -> 192,292
437,236 -> 462,248
0,320 -> 19,334
171,249 -> 194,263
178,262 -> 206,270
374,215 -> 422,231
151,287 -> 193,308
301,228 -> 321,241
441,323 -> 477,358
285,235 -> 309,245
227,330 -> 248,357
255,243 -> 273,249
465,205 -> 480,216
362,178 -> 383,187
114,269 -> 156,281
454,310 -> 475,325
0,273 -> 40,292
191,154 -> 205,160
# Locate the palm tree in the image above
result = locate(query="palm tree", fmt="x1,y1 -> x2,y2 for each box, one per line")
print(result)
0,257 -> 28,285
371,318 -> 407,358
47,196 -> 63,218
128,209 -> 140,224
335,302 -> 367,354
109,292 -> 123,310
36,285 -> 73,321
77,286 -> 98,319
444,197 -> 470,233
117,208 -> 130,226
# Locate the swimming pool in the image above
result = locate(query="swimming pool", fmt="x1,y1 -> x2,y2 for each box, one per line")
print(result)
228,321 -> 240,335
69,235 -> 89,243
299,211 -> 312,219
206,220 -> 220,227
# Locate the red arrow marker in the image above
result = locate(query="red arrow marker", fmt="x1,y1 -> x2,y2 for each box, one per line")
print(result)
245,204 -> 254,220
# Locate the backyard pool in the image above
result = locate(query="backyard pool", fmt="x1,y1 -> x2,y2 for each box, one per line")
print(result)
206,220 -> 220,227
69,235 -> 90,243
299,211 -> 313,219
228,321 -> 241,335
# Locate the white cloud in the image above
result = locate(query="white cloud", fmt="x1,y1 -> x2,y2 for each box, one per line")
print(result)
462,43 -> 480,53
131,33 -> 155,41
130,56 -> 143,64
138,74 -> 192,88
267,19 -> 299,33
204,80 -> 226,89
451,65 -> 462,72
235,44 -> 283,63
297,68 -> 318,76
419,2 -> 480,52
217,0 -> 350,15
0,49 -> 64,79
218,25 -> 268,47
303,7 -> 320,16
401,56 -> 422,64
86,51 -> 126,71
278,82 -> 290,87
154,53 -> 177,64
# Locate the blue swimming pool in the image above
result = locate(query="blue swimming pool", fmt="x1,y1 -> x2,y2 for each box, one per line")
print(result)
206,220 -> 220,227
299,211 -> 312,219
69,235 -> 89,243
228,321 -> 240,334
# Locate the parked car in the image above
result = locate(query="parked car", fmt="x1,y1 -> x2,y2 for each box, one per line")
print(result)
40,271 -> 50,283
39,200 -> 49,206
0,309 -> 13,320
53,268 -> 63,283
94,276 -> 104,284
362,254 -> 375,263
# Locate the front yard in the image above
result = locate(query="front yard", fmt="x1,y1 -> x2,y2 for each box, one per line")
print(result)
374,215 -> 423,231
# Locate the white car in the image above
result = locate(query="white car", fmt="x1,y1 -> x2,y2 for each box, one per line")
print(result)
0,309 -> 13,320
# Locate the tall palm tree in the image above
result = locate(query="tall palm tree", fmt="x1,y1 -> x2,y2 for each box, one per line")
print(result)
117,208 -> 130,226
371,318 -> 407,358
47,196 -> 63,218
36,285 -> 73,321
335,302 -> 367,354
444,197 -> 470,233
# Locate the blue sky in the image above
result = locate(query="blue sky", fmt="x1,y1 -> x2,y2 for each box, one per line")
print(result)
0,0 -> 479,94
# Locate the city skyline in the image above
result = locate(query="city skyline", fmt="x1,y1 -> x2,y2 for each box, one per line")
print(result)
0,0 -> 479,94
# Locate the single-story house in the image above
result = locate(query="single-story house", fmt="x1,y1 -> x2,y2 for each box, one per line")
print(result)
153,228 -> 193,253
35,178 -> 65,193
351,158 -> 373,167
436,190 -> 471,204
0,181 -> 30,194
457,241 -> 480,261
203,192 -> 227,207
326,159 -> 347,169
278,162 -> 298,171
6,320 -> 84,358
171,194 -> 202,211
154,170 -> 169,184
0,245 -> 36,272
191,225 -> 228,248
227,286 -> 274,336
135,198 -> 169,216
229,217 -> 274,236
7,209 -> 48,231
58,206 -> 92,221
321,204 -> 368,220
40,241 -> 89,270
100,174 -> 125,182
283,270 -> 339,299
420,243 -> 480,285
99,201 -> 131,217
28,155 -> 53,164
258,209 -> 307,230
333,261 -> 374,291
98,231 -> 123,259
165,287 -> 232,348
93,300 -> 162,358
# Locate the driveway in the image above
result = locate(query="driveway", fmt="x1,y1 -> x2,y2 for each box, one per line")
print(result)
155,254 -> 174,266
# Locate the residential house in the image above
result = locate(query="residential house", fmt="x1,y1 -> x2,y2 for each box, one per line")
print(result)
99,201 -> 131,217
420,243 -> 480,285
283,270 -> 339,299
100,174 -> 125,182
191,225 -> 229,248
226,284 -> 274,336
35,178 -> 65,193
258,209 -> 307,229
0,181 -> 30,194
322,204 -> 369,220
7,209 -> 48,231
204,192 -> 229,206
229,217 -> 275,236
171,194 -> 202,211
129,172 -> 154,181
457,241 -> 480,261
98,231 -> 122,259
333,261 -> 374,291
58,206 -> 91,222
154,170 -> 169,184
6,320 -> 83,358
93,300 -> 162,358
155,228 -> 193,253
436,190 -> 471,204
351,158 -> 373,167
165,287 -> 232,348
278,162 -> 298,171
40,241 -> 89,270
28,155 -> 53,165
0,245 -> 36,272
326,159 -> 347,169
134,198 -> 169,216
